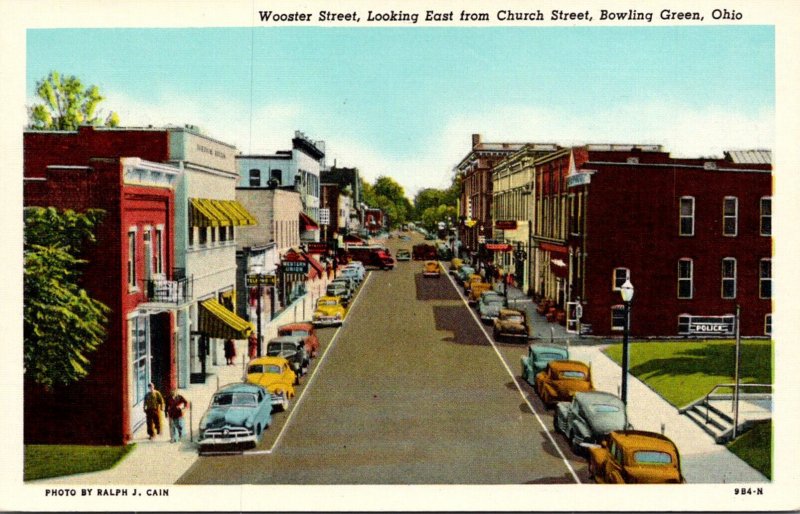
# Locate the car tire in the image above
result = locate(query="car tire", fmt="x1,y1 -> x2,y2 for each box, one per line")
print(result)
280,396 -> 290,412
587,459 -> 597,481
554,416 -> 562,435
570,433 -> 584,455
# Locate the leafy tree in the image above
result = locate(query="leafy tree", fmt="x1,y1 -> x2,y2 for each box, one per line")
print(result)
24,207 -> 109,389
28,71 -> 120,131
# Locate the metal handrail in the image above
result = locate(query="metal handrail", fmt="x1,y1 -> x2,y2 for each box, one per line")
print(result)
704,383 -> 772,423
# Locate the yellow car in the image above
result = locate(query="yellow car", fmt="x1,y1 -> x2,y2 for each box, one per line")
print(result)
449,257 -> 464,275
463,274 -> 484,293
245,356 -> 296,411
312,295 -> 347,327
468,281 -> 492,304
588,430 -> 685,484
423,260 -> 441,277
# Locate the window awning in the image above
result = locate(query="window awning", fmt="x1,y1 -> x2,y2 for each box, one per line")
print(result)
300,212 -> 319,231
190,198 -> 257,227
198,298 -> 254,339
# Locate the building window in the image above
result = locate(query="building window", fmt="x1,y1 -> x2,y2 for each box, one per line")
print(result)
678,258 -> 693,299
229,226 -> 234,241
613,268 -> 630,290
271,169 -> 282,185
765,314 -> 772,336
679,197 -> 695,236
678,314 -> 691,334
188,226 -> 194,247
611,305 -> 625,331
210,226 -> 217,244
153,227 -> 163,276
761,197 -> 772,236
760,258 -> 772,299
220,225 -> 227,242
723,197 -> 738,236
129,316 -> 149,410
127,229 -> 137,289
249,169 -> 261,187
199,227 -> 208,246
722,258 -> 736,299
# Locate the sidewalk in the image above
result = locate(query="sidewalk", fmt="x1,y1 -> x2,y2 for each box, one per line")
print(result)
502,283 -> 768,483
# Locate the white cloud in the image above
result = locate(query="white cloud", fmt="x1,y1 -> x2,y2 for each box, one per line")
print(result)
101,91 -> 773,200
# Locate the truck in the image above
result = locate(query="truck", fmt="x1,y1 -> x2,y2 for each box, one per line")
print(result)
345,245 -> 395,270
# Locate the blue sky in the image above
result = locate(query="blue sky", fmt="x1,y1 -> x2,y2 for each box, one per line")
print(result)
26,25 -> 774,197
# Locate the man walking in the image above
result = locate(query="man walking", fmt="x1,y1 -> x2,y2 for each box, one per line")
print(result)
143,382 -> 164,440
165,389 -> 189,443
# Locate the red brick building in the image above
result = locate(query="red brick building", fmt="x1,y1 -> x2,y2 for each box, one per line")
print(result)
457,134 -> 524,257
24,128 -> 182,444
536,145 -> 772,337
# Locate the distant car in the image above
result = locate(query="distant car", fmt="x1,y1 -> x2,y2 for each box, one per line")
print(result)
478,291 -> 506,323
326,282 -> 351,304
449,258 -> 464,275
333,275 -> 357,293
520,344 -> 569,385
423,260 -> 440,277
198,383 -> 272,450
492,308 -> 530,341
399,235 -> 411,241
245,356 -> 296,411
455,266 -> 475,284
467,281 -> 492,304
412,243 -> 437,260
277,321 -> 320,358
554,391 -> 630,454
396,249 -> 412,261
462,274 -> 484,293
343,262 -> 366,280
266,336 -> 309,382
340,267 -> 362,284
312,296 -> 346,326
587,430 -> 685,484
534,360 -> 594,407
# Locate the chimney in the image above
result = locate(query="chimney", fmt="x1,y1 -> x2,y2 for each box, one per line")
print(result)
472,134 -> 481,148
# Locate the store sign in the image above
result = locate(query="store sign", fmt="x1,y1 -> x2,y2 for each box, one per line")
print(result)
306,242 -> 328,254
281,261 -> 309,274
567,172 -> 592,188
495,220 -> 518,230
485,243 -> 513,251
246,274 -> 276,287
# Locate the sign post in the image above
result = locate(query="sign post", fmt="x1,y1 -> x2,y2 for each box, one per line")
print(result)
246,273 -> 276,356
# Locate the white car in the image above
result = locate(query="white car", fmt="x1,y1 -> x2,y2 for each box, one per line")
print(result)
341,266 -> 363,283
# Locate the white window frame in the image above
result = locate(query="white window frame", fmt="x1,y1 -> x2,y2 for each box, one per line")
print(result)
678,258 -> 693,299
721,257 -> 737,299
760,196 -> 772,236
611,305 -> 625,332
127,227 -> 138,291
723,196 -> 738,237
765,314 -> 772,336
760,258 -> 772,299
249,168 -> 261,187
679,196 -> 695,236
153,225 -> 164,277
612,267 -> 630,291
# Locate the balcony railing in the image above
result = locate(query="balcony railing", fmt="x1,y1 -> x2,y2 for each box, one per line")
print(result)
146,268 -> 193,304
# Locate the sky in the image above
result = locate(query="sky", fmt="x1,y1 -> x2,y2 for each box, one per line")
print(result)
26,25 -> 774,199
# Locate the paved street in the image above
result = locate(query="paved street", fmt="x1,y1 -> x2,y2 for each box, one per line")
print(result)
178,235 -> 585,484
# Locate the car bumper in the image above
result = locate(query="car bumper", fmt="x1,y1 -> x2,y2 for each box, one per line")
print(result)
497,332 -> 528,339
313,317 -> 342,326
199,429 -> 257,446
423,272 -> 440,277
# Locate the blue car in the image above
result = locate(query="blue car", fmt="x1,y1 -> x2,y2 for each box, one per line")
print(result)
198,383 -> 272,451
520,344 -> 569,385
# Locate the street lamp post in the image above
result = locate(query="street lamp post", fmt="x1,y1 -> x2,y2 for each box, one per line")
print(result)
619,280 -> 634,404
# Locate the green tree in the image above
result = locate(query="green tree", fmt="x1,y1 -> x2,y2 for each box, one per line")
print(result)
28,71 -> 120,131
24,207 -> 109,389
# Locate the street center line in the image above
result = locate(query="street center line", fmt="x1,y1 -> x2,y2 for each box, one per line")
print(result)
444,266 -> 582,484
249,271 -> 374,456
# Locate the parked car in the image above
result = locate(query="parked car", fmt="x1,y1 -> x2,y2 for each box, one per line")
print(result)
467,281 -> 492,304
343,261 -> 366,280
245,356 -> 296,411
277,322 -> 320,358
423,260 -> 440,277
412,243 -> 437,260
331,276 -> 357,297
449,257 -> 464,275
463,274 -> 484,293
198,382 -> 272,450
534,360 -> 594,407
520,344 -> 569,385
492,308 -> 530,341
340,266 -> 362,284
312,296 -> 347,326
554,391 -> 630,454
587,430 -> 685,484
478,291 -> 506,323
396,249 -> 412,261
266,336 -> 309,382
326,281 -> 351,304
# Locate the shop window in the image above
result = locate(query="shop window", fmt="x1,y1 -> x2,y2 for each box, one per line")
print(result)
199,227 -> 208,246
721,258 -> 736,299
127,228 -> 137,290
723,197 -> 738,236
760,258 -> 772,299
188,226 -> 194,247
679,197 -> 695,236
761,197 -> 772,236
678,258 -> 693,299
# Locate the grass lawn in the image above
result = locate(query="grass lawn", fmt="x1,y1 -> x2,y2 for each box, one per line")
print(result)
727,420 -> 772,479
604,339 -> 772,408
24,444 -> 135,481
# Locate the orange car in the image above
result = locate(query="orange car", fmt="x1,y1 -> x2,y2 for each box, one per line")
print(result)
422,260 -> 440,277
534,360 -> 594,407
587,430 -> 685,484
278,322 -> 320,358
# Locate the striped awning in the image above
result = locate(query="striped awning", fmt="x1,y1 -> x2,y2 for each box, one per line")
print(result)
198,298 -> 253,339
190,198 -> 257,227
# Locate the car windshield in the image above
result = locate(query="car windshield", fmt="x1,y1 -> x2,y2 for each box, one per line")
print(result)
591,404 -> 621,414
539,353 -> 565,361
212,392 -> 257,407
504,315 -> 524,323
633,451 -> 672,465
248,364 -> 281,374
319,299 -> 338,306
560,370 -> 586,379
268,343 -> 295,353
289,330 -> 309,337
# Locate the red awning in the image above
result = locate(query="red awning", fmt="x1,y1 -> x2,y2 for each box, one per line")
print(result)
300,212 -> 319,231
540,242 -> 568,255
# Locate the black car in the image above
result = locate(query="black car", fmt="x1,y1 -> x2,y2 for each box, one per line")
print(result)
266,336 -> 309,383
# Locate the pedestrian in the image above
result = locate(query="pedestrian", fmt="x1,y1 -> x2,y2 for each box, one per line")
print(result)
505,269 -> 514,290
326,260 -> 333,280
165,389 -> 189,443
248,333 -> 258,359
143,382 -> 164,441
224,338 -> 236,365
